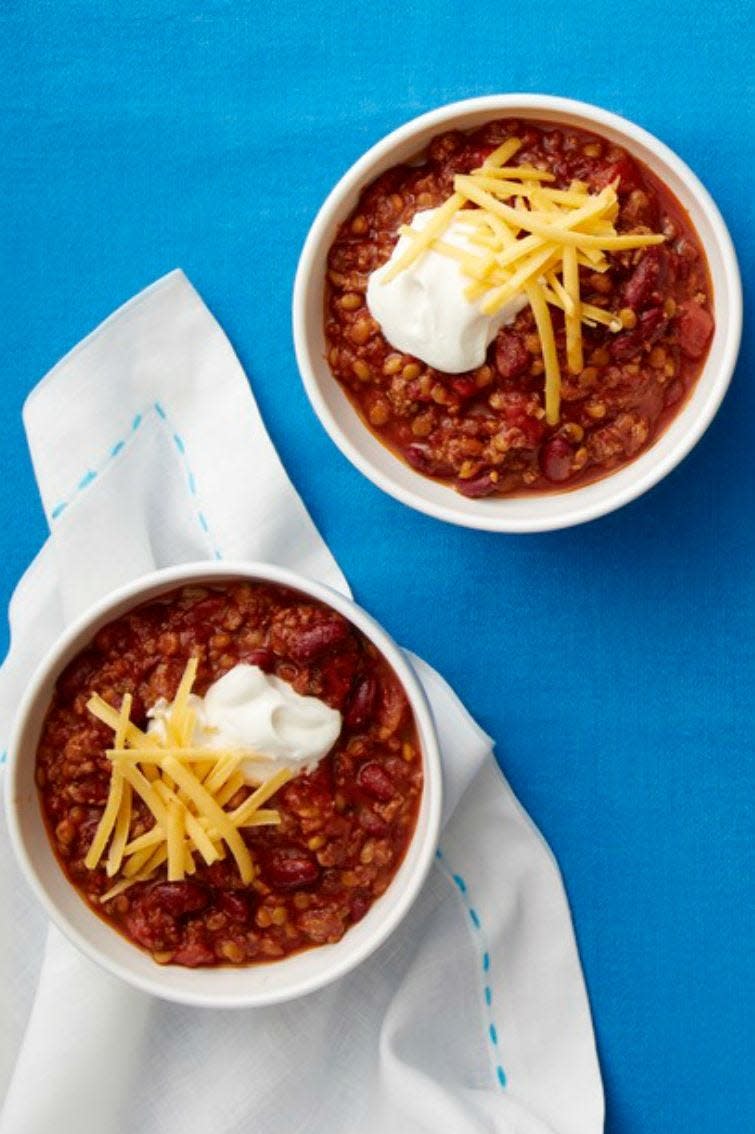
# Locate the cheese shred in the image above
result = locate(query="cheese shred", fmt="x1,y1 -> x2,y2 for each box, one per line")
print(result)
380,135 -> 666,421
84,659 -> 291,898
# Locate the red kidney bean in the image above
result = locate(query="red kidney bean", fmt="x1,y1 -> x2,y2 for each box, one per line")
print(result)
144,881 -> 211,918
324,118 -> 716,503
265,849 -> 320,890
39,579 -> 425,970
495,332 -> 529,379
677,302 -> 714,359
540,436 -> 574,482
171,939 -> 216,967
358,807 -> 388,835
405,444 -> 453,477
610,331 -> 639,362
641,307 -> 668,343
611,307 -> 667,360
357,762 -> 395,802
456,471 -> 498,498
622,247 -> 667,310
375,678 -> 408,737
219,891 -> 253,923
243,648 -> 275,671
345,674 -> 377,729
450,375 -> 479,399
289,620 -> 349,662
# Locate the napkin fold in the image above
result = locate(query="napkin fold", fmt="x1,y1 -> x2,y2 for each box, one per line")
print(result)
0,271 -> 603,1134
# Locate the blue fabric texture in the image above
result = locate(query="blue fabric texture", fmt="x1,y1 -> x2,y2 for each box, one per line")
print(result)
0,2 -> 752,1130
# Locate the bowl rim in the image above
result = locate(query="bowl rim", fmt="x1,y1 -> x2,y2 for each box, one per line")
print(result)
5,560 -> 443,1008
293,93 -> 743,533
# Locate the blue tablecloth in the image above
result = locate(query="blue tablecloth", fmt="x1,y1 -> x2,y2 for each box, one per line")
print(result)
1,3 -> 752,1130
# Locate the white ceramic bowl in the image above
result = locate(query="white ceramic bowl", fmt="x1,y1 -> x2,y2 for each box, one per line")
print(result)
293,94 -> 742,532
5,561 -> 442,1008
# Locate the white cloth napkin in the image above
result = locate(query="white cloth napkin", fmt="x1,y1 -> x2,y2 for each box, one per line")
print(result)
0,271 -> 603,1134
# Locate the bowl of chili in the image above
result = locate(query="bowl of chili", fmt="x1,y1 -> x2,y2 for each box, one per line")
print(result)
5,561 -> 442,1007
293,94 -> 742,531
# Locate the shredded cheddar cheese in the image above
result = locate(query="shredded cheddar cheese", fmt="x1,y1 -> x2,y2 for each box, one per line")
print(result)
85,659 -> 292,900
380,138 -> 666,424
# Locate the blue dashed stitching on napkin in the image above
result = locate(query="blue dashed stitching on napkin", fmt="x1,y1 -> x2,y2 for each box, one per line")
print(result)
153,403 -> 223,560
436,848 -> 507,1089
47,402 -> 223,559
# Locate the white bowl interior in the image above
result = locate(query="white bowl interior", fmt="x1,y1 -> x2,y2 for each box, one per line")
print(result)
294,95 -> 742,532
7,562 -> 442,1008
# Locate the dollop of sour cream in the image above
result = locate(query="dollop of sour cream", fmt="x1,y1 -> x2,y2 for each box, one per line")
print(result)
366,207 -> 528,374
147,664 -> 342,783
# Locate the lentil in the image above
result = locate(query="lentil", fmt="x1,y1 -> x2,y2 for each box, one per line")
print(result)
324,119 -> 713,496
36,582 -> 422,968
